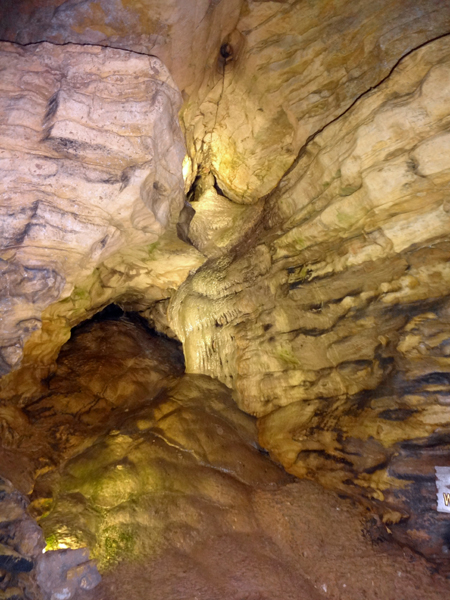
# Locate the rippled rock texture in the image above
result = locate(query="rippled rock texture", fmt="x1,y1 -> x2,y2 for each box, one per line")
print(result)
170,35 -> 450,564
3,1 -> 450,204
183,0 -> 450,203
0,41 -> 203,388
1,0 -> 450,581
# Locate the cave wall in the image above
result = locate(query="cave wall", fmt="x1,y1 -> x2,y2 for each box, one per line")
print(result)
0,41 -> 204,397
0,0 -> 450,569
4,315 -> 447,600
169,34 -> 450,562
0,0 -> 244,97
183,0 -> 450,203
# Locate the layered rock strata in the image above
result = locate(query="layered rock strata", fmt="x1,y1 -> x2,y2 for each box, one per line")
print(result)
0,42 -> 202,388
3,1 -> 450,205
169,35 -> 450,565
0,0 -> 450,576
0,0 -> 244,97
183,0 -> 450,203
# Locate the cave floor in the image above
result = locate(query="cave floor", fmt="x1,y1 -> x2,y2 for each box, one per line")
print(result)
77,479 -> 450,600
2,315 -> 449,600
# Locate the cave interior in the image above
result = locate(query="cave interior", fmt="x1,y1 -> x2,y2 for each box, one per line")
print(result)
1,0 -> 450,599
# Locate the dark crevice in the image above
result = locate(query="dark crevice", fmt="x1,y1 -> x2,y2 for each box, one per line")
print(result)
295,450 -> 354,468
362,459 -> 390,475
269,30 -> 450,197
220,43 -> 233,60
378,408 -> 418,422
186,174 -> 202,203
86,303 -> 124,322
176,201 -> 196,246
400,432 -> 450,451
0,38 -> 163,59
212,174 -> 226,197
70,303 -> 184,350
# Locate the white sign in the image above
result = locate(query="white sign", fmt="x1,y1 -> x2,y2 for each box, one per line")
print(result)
435,467 -> 450,513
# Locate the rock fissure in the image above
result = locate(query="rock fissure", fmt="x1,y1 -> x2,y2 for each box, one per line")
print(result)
262,31 -> 450,237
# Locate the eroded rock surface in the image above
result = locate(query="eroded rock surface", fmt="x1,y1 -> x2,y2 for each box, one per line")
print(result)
0,41 -> 203,385
0,312 -> 184,496
3,1 -> 450,207
37,374 -> 290,566
0,0 -> 243,98
1,0 -> 450,584
17,318 -> 449,600
169,35 -> 450,564
183,0 -> 450,203
0,477 -> 101,600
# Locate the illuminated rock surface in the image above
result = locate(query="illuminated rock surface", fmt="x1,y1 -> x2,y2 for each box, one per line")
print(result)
183,0 -> 450,202
169,35 -> 450,563
0,0 -> 450,593
0,41 -> 203,390
0,312 -> 185,494
5,316 -> 448,600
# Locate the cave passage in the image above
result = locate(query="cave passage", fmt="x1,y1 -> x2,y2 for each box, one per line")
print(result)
1,313 -> 449,599
1,0 -> 450,598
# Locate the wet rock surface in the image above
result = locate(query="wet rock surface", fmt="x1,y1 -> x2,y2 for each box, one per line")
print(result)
37,372 -> 289,567
7,318 -> 444,600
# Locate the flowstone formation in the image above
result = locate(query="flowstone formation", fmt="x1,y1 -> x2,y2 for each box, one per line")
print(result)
169,35 -> 450,564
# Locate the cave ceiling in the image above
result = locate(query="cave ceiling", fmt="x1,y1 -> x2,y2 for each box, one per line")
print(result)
1,0 -> 450,573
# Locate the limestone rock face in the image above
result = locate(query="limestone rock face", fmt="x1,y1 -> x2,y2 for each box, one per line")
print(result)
0,0 -> 244,96
183,0 -> 450,203
169,35 -> 450,563
1,0 -> 450,577
37,547 -> 101,600
4,1 -> 450,208
0,42 -> 198,380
